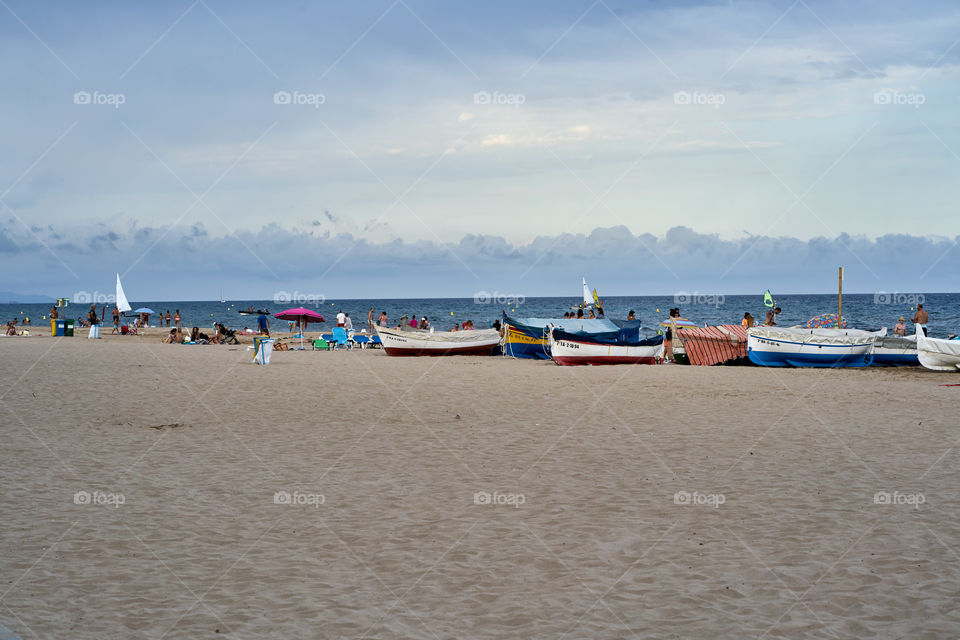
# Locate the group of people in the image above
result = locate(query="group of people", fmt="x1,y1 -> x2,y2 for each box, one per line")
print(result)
162,324 -> 236,345
895,304 -> 929,336
741,307 -> 782,328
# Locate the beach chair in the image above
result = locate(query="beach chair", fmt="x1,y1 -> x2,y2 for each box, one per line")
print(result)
331,327 -> 350,349
370,335 -> 382,348
353,335 -> 371,349
312,338 -> 329,351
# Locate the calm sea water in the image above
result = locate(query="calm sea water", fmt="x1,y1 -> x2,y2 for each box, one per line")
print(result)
3,293 -> 958,337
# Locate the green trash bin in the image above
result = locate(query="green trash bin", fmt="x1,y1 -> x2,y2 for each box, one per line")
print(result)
64,319 -> 74,336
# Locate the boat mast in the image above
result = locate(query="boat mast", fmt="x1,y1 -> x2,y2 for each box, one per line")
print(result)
838,267 -> 843,328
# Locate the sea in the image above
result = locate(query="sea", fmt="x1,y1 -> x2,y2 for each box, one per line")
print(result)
4,293 -> 958,337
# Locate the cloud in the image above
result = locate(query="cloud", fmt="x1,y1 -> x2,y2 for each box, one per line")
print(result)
7,218 -> 958,299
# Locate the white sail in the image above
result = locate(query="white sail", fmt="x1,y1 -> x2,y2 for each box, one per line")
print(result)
116,273 -> 131,313
582,277 -> 592,306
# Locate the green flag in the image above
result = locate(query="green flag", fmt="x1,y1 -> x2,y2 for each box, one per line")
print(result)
763,290 -> 774,307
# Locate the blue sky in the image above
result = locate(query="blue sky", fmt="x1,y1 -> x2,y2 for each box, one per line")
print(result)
2,0 -> 960,299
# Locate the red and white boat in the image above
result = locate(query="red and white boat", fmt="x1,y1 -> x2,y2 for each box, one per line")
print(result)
376,326 -> 502,357
549,329 -> 663,366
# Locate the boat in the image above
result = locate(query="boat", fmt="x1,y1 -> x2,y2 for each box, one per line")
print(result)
676,324 -> 751,366
238,309 -> 270,315
549,328 -> 662,366
376,326 -> 502,357
747,326 -> 885,368
872,334 -> 919,366
915,325 -> 960,371
502,314 -> 621,359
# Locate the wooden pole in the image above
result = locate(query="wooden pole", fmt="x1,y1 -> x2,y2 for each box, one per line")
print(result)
838,267 -> 843,328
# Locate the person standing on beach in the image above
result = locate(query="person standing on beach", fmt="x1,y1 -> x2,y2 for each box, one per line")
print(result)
111,305 -> 120,334
50,306 -> 58,321
336,309 -> 345,327
344,313 -> 353,331
409,315 -> 418,328
87,304 -> 99,327
765,307 -> 781,326
894,317 -> 907,336
257,311 -> 270,337
912,304 -> 928,336
165,310 -> 172,327
378,311 -> 388,327
367,307 -> 374,333
742,312 -> 755,328
174,310 -> 181,329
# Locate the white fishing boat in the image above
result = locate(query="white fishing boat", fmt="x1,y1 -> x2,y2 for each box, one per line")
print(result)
376,326 -> 501,357
747,326 -> 885,368
549,329 -> 662,366
915,324 -> 960,371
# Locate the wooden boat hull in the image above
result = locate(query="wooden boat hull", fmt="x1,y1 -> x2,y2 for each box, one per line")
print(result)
377,327 -> 501,357
550,338 -> 660,366
872,336 -> 919,366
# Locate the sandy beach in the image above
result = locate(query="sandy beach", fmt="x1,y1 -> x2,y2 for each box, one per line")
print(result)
1,332 -> 959,639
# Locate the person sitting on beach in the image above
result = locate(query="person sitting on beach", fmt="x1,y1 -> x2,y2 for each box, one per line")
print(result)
627,310 -> 636,321
912,304 -> 929,336
576,308 -> 584,319
765,307 -> 781,326
6,320 -> 17,336
597,302 -> 604,318
742,312 -> 755,328
894,317 -> 907,336
587,309 -> 596,319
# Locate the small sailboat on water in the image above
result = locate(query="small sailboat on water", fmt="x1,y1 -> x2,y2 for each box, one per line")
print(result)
116,274 -> 132,315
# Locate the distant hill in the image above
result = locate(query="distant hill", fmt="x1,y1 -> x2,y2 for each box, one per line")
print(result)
0,291 -> 55,303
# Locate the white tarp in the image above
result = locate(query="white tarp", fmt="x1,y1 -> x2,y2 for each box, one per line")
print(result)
253,338 -> 274,365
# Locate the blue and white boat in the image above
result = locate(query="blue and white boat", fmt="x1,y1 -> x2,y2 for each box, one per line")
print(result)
872,335 -> 919,366
747,326 -> 885,368
502,313 -> 622,359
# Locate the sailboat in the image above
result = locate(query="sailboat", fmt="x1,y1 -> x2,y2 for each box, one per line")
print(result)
571,277 -> 600,310
219,288 -> 225,303
116,274 -> 132,314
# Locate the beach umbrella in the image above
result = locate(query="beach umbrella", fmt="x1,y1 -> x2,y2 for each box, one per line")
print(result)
803,313 -> 847,329
133,307 -> 155,315
274,307 -> 326,349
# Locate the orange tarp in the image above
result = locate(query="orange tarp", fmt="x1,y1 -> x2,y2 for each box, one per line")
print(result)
677,324 -> 749,366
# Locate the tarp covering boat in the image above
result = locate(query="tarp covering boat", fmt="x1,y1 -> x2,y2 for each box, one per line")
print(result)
677,325 -> 750,366
916,324 -> 960,371
873,335 -> 919,366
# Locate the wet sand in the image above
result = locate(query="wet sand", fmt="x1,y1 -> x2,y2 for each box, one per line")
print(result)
1,333 -> 958,639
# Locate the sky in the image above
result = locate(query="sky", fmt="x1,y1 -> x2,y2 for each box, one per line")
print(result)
2,0 -> 959,300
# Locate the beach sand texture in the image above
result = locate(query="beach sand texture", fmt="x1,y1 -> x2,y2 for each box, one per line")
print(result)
1,335 -> 959,639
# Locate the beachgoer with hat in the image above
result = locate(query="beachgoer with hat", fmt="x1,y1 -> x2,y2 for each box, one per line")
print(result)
894,317 -> 906,336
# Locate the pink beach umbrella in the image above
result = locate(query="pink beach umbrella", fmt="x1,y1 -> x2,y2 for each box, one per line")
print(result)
273,307 -> 326,349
